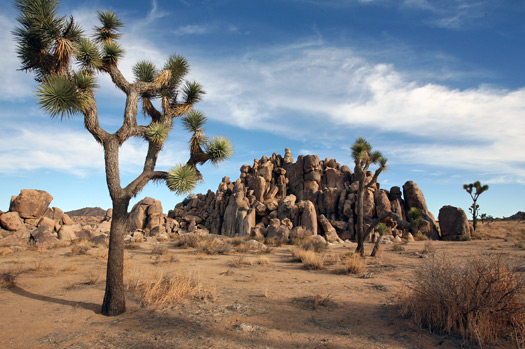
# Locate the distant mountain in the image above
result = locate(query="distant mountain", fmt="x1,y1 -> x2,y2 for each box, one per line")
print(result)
503,211 -> 525,221
66,207 -> 107,217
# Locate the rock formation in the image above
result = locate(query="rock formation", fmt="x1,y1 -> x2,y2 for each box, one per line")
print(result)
438,205 -> 470,241
169,149 -> 439,242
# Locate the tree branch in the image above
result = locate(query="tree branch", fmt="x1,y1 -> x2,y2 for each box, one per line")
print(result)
83,95 -> 109,143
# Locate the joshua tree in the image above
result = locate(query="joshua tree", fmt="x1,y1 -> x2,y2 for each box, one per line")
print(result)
14,0 -> 233,316
351,137 -> 387,256
463,181 -> 489,231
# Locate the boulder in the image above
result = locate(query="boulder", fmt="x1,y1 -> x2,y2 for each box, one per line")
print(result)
318,214 -> 341,243
10,189 -> 53,219
37,217 -> 56,232
296,200 -> 317,235
61,214 -> 74,225
58,224 -> 82,241
374,189 -> 391,217
30,225 -> 58,247
438,205 -> 470,241
0,230 -> 29,247
95,220 -> 111,235
0,212 -> 25,231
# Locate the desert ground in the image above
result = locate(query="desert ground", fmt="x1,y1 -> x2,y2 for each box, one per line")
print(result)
1,221 -> 524,349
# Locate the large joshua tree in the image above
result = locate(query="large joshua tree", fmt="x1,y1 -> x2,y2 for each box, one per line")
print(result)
14,0 -> 233,316
463,181 -> 489,232
351,137 -> 387,256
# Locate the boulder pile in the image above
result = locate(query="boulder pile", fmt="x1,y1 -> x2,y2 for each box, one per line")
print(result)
0,189 -> 107,248
169,149 -> 440,242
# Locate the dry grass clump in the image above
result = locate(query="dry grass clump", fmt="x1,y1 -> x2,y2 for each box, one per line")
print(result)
68,244 -> 90,256
0,270 -> 18,289
292,238 -> 328,253
151,245 -> 168,255
0,247 -> 15,256
392,243 -> 405,252
421,240 -> 436,255
290,247 -> 325,270
340,254 -> 366,275
413,232 -> 428,241
173,233 -> 205,249
400,254 -> 525,347
197,237 -> 232,255
126,271 -> 215,309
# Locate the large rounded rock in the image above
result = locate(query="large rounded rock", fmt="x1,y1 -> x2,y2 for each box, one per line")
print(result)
296,200 -> 317,235
10,189 -> 53,219
30,225 -> 58,247
438,205 -> 470,241
0,212 -> 25,231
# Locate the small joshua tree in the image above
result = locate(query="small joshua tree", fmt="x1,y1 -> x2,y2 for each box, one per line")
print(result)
351,137 -> 387,256
463,181 -> 489,231
14,0 -> 233,316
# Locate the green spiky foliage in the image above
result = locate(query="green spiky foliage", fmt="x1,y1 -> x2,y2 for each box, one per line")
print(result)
182,109 -> 206,132
377,223 -> 388,237
164,55 -> 189,89
37,74 -> 85,118
407,207 -> 423,230
182,81 -> 205,104
14,0 -> 83,80
133,60 -> 158,83
146,121 -> 171,144
76,38 -> 101,71
463,181 -> 489,231
102,41 -> 124,65
166,164 -> 198,195
94,10 -> 123,43
206,136 -> 234,165
351,137 -> 388,256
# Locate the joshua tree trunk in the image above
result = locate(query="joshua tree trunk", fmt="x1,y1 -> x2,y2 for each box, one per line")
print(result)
355,181 -> 365,257
101,197 -> 130,316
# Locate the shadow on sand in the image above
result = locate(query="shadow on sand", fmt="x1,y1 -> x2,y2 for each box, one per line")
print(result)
9,286 -> 101,313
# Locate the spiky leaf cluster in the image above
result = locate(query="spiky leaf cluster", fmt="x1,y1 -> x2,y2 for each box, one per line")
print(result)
94,10 -> 123,43
166,164 -> 197,195
14,0 -> 83,80
37,74 -> 84,118
102,41 -> 124,65
146,121 -> 170,144
182,81 -> 205,104
76,38 -> 101,71
205,136 -> 234,165
133,60 -> 158,83
182,109 -> 207,133
407,207 -> 423,228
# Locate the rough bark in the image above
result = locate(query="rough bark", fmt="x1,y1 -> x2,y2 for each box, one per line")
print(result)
101,197 -> 130,316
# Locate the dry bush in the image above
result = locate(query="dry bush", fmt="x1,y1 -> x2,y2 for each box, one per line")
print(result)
173,233 -> 204,249
197,238 -> 232,255
151,245 -> 168,255
400,254 -> 525,347
421,241 -> 436,255
32,259 -> 56,275
0,269 -> 18,289
392,243 -> 405,252
290,247 -> 325,270
126,271 -> 215,309
52,240 -> 71,248
292,238 -> 328,253
124,242 -> 141,250
413,232 -> 428,241
153,253 -> 179,265
68,244 -> 90,256
264,237 -> 286,247
340,254 -> 366,275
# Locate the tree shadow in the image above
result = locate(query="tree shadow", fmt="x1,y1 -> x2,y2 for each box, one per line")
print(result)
9,286 -> 101,313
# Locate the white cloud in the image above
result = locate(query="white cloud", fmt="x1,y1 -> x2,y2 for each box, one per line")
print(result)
174,24 -> 210,36
188,41 -> 525,183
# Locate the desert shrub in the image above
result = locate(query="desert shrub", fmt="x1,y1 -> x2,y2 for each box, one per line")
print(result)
0,270 -> 18,289
126,271 -> 215,309
124,242 -> 141,250
340,254 -> 366,275
68,244 -> 90,256
401,254 -> 525,347
197,237 -> 232,255
264,237 -> 286,247
413,232 -> 428,241
151,246 -> 168,255
292,238 -> 328,253
392,243 -> 405,252
421,241 -> 436,255
0,247 -> 15,256
290,247 -> 324,269
173,233 -> 208,249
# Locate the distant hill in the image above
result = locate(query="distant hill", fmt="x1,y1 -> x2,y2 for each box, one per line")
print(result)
66,207 -> 106,217
503,211 -> 525,221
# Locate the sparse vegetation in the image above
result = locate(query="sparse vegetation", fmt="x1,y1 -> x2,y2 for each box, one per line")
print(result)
401,254 -> 525,347
290,247 -> 325,270
126,271 -> 215,309
68,244 -> 90,256
292,238 -> 328,253
463,181 -> 489,232
340,254 -> 366,275
0,270 -> 18,289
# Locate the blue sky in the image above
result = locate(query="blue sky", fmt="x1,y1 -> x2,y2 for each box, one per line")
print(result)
0,0 -> 524,218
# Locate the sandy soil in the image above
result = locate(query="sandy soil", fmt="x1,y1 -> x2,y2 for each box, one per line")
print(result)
1,221 -> 523,348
